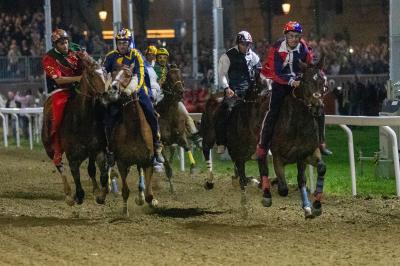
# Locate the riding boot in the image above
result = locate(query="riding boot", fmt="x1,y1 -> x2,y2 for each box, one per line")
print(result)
317,113 -> 332,156
186,117 -> 202,148
153,140 -> 165,164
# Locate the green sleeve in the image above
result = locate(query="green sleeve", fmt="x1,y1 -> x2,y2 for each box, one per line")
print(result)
69,42 -> 82,52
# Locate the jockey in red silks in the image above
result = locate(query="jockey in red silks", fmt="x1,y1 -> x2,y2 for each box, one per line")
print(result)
42,29 -> 83,167
256,21 -> 332,159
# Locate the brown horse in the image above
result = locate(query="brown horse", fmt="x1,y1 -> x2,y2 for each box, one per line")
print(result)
156,66 -> 198,193
257,58 -> 327,218
201,77 -> 270,196
100,66 -> 157,216
42,54 -> 112,206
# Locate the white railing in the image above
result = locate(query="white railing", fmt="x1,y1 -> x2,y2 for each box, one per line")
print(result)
1,109 -> 399,197
187,113 -> 400,198
0,107 -> 43,150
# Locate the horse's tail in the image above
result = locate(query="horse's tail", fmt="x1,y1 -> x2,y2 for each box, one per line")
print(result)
200,95 -> 222,150
41,97 -> 54,159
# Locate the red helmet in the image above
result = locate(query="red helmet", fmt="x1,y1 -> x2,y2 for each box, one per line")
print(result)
51,29 -> 69,44
283,21 -> 303,34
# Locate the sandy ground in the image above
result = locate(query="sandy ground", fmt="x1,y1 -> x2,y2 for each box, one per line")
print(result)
0,148 -> 400,266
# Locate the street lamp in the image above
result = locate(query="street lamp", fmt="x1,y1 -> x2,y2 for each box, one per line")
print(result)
282,3 -> 291,15
99,10 -> 107,22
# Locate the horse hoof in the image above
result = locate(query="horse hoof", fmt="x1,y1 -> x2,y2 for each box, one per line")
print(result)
304,206 -> 315,219
95,196 -> 105,205
250,178 -> 260,188
122,207 -> 129,217
204,181 -> 214,190
261,197 -> 272,207
149,199 -> 159,208
190,165 -> 199,175
278,187 -> 289,197
65,196 -> 75,206
135,197 -> 145,206
312,201 -> 322,216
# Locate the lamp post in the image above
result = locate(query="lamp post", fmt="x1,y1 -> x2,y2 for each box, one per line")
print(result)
192,0 -> 198,79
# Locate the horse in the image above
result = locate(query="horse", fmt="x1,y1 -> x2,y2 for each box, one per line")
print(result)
257,57 -> 327,219
42,53 -> 112,206
155,65 -> 198,193
101,65 -> 157,216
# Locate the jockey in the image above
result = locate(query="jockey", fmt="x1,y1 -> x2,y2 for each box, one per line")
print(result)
256,21 -> 332,159
154,47 -> 202,146
42,29 -> 84,167
144,45 -> 163,104
215,30 -> 261,154
154,47 -> 170,87
103,28 -> 164,165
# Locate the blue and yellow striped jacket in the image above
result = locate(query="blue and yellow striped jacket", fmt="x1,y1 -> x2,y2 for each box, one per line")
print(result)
103,48 -> 152,96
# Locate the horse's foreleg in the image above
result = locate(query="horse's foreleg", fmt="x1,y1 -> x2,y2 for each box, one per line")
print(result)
56,165 -> 74,206
135,167 -> 146,205
88,156 -> 100,195
235,161 -> 249,217
69,159 -> 85,205
144,166 -> 158,207
161,148 -> 175,194
258,156 -> 272,207
95,152 -> 108,205
312,152 -> 326,217
118,163 -> 130,216
297,162 -> 313,219
203,147 -> 214,190
273,157 -> 288,197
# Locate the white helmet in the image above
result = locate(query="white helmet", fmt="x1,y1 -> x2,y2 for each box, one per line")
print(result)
236,31 -> 253,44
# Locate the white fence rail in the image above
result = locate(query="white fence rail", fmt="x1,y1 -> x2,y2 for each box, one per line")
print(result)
0,107 -> 43,150
188,113 -> 400,198
1,108 -> 399,197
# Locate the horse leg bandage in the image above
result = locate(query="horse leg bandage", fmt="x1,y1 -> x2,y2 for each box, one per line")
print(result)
187,150 -> 196,165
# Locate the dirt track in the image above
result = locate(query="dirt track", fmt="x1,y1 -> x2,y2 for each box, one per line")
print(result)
1,148 -> 400,265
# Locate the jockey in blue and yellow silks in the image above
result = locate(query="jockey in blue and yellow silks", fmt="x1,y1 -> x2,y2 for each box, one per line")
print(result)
103,28 -> 164,166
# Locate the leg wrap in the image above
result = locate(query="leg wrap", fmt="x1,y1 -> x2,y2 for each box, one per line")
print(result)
187,150 -> 196,165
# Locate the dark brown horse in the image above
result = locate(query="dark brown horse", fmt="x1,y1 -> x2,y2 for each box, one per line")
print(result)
42,54 -> 112,206
156,66 -> 198,193
258,58 -> 327,218
101,66 -> 156,215
200,77 -> 270,209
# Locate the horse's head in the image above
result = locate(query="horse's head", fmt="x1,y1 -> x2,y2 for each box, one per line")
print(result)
294,55 -> 326,108
106,64 -> 135,103
163,65 -> 184,101
79,52 -> 112,100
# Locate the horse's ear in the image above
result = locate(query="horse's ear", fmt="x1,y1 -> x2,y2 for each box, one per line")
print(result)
298,59 -> 308,72
316,54 -> 325,70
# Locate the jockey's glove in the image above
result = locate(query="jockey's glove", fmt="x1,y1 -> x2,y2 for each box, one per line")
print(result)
122,76 -> 138,96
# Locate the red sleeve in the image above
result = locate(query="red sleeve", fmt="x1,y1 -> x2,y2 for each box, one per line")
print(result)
42,55 -> 61,79
301,39 -> 314,64
262,45 -> 289,85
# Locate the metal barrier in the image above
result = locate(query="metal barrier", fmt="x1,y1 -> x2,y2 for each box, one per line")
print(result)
0,107 -> 43,150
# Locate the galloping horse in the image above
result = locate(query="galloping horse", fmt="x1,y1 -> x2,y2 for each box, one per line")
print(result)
42,54 -> 112,206
201,76 -> 269,194
101,66 -> 157,215
258,57 -> 327,218
156,65 -> 198,193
